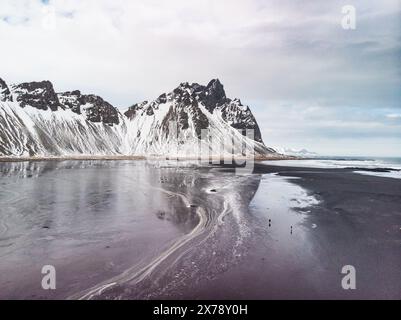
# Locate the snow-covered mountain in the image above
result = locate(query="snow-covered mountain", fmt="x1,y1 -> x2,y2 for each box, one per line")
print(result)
0,77 -> 278,158
272,146 -> 318,157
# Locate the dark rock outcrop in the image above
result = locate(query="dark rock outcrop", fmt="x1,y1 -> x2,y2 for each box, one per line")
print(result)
12,80 -> 61,111
57,90 -> 83,114
200,79 -> 227,113
10,80 -> 120,126
81,94 -> 120,125
0,78 -> 12,102
58,91 -> 120,125
124,101 -> 148,120
220,98 -> 263,143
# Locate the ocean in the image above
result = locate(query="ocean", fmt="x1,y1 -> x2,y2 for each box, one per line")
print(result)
263,156 -> 401,179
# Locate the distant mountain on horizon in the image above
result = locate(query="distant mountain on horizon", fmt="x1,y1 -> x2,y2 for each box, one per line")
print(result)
272,147 -> 319,158
0,77 -> 282,158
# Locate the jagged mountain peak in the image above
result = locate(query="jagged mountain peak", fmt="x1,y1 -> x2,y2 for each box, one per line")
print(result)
175,78 -> 223,92
125,79 -> 228,117
120,74 -> 270,155
0,76 -> 277,157
1,77 -> 121,126
170,79 -> 226,112
124,79 -> 264,143
12,80 -> 56,95
11,80 -> 62,111
8,80 -> 119,126
205,78 -> 225,98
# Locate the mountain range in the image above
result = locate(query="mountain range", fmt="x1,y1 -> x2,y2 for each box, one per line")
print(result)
0,77 -> 280,158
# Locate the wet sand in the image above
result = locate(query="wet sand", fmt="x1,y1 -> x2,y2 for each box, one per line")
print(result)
82,162 -> 401,299
0,160 -> 262,299
182,163 -> 401,299
268,163 -> 401,299
1,160 -> 400,299
0,160 -> 201,299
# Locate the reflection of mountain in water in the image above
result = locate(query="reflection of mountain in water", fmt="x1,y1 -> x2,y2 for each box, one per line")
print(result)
0,160 -> 205,235
0,160 -> 262,299
83,162 -> 262,300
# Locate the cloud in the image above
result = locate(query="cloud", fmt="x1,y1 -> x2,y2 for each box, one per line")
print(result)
386,113 -> 401,119
0,0 -> 400,156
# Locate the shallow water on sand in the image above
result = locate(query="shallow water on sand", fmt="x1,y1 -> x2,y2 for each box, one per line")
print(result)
0,160 -> 204,298
0,160 -> 266,299
3,160 -> 397,299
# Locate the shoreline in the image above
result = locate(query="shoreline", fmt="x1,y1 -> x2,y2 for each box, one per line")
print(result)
0,154 -> 298,163
254,163 -> 401,298
0,155 -> 146,162
0,160 -> 400,298
177,162 -> 401,299
0,160 -> 260,299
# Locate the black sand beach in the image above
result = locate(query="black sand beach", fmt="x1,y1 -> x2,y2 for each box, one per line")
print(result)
183,163 -> 401,299
0,160 -> 400,299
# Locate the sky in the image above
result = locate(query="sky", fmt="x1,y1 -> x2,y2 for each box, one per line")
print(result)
0,0 -> 400,157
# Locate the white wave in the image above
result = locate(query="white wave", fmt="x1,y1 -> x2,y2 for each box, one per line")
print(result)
353,170 -> 401,180
263,158 -> 401,170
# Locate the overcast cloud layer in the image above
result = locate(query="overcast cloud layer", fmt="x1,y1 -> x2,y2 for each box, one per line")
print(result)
1,0 -> 400,156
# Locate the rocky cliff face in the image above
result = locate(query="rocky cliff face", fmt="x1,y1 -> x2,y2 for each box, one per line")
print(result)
0,77 -> 277,157
11,80 -> 62,111
124,79 -> 265,144
58,91 -> 120,125
0,78 -> 12,102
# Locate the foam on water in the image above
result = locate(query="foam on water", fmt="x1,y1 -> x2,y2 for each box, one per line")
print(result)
353,170 -> 401,179
264,157 -> 401,170
264,157 -> 401,180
